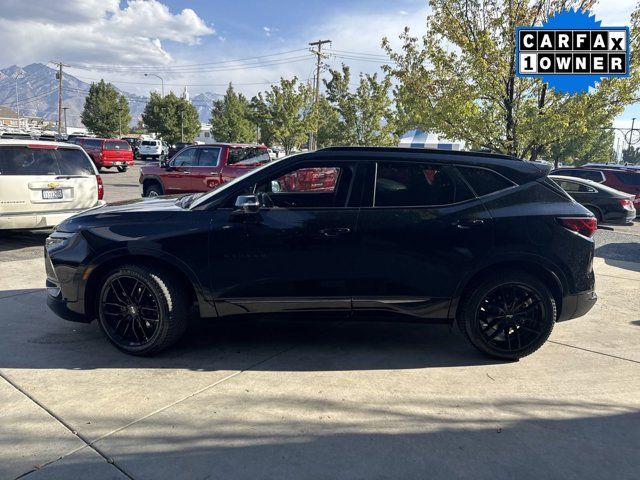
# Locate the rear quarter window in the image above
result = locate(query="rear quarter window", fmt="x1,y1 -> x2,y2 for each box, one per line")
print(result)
0,147 -> 94,176
228,147 -> 270,165
457,166 -> 515,196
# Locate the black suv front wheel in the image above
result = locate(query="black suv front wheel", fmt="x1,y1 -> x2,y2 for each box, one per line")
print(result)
457,271 -> 556,360
97,264 -> 189,356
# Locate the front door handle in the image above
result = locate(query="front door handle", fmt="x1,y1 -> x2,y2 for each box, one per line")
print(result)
320,227 -> 351,237
453,219 -> 485,229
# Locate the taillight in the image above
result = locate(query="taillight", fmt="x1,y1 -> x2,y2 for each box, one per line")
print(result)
557,217 -> 597,238
96,175 -> 104,200
619,198 -> 634,209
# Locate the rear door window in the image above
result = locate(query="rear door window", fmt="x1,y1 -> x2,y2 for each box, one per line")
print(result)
555,180 -> 596,193
457,166 -> 515,196
82,139 -> 102,149
374,162 -> 473,207
198,147 -> 222,167
0,147 -> 94,176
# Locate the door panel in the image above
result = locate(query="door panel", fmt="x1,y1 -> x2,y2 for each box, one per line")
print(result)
208,161 -> 359,317
352,161 -> 493,319
190,147 -> 223,192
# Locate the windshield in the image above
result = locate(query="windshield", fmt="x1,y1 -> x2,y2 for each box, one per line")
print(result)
189,154 -> 291,209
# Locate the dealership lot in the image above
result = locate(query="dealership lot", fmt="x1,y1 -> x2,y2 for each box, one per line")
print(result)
1,170 -> 639,479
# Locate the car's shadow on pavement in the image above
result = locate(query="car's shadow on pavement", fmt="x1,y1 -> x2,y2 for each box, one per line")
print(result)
0,229 -> 49,254
595,242 -> 640,272
0,289 -> 501,371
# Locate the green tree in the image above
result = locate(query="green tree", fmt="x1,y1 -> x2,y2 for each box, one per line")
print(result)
548,125 -> 615,167
383,1 -> 640,161
622,146 -> 640,164
252,78 -> 313,154
142,92 -> 200,143
210,83 -> 256,143
81,80 -> 131,137
324,65 -> 397,146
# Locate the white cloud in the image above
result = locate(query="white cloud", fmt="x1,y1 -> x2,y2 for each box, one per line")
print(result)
592,1 -> 636,25
0,0 -> 214,66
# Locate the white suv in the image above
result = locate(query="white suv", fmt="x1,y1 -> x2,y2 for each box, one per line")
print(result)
138,139 -> 167,161
0,140 -> 105,230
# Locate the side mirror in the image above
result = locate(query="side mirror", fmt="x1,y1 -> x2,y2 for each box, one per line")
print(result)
160,158 -> 171,168
235,194 -> 260,214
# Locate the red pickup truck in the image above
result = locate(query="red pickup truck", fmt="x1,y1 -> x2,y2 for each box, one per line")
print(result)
70,138 -> 134,172
139,143 -> 270,197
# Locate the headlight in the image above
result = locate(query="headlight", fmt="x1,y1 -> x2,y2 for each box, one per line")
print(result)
45,231 -> 75,247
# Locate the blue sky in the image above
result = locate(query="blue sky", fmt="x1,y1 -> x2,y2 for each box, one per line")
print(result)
0,0 -> 637,142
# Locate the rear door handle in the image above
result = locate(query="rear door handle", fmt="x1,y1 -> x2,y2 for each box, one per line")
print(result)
320,227 -> 351,237
453,219 -> 485,229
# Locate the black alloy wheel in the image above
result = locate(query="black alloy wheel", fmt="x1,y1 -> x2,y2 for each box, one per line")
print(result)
458,271 -> 556,360
97,265 -> 189,355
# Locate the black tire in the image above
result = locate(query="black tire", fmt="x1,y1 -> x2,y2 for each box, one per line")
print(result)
457,270 -> 556,360
144,183 -> 163,197
96,264 -> 189,356
585,206 -> 602,224
117,166 -> 128,173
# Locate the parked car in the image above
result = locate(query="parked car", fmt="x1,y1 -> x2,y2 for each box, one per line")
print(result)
138,139 -> 166,161
551,166 -> 640,214
73,137 -> 134,172
46,147 -> 597,358
550,175 -> 636,224
121,137 -> 141,159
0,139 -> 105,230
139,143 -> 270,196
168,141 -> 196,159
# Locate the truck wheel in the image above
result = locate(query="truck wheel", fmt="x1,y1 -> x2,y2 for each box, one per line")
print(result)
457,270 -> 556,360
144,183 -> 163,197
117,166 -> 128,173
96,264 -> 189,356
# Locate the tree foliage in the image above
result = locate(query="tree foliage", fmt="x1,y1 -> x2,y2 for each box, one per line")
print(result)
81,80 -> 131,137
622,146 -> 640,164
383,0 -> 640,161
142,92 -> 200,144
210,83 -> 256,143
252,78 -> 313,154
324,65 -> 397,146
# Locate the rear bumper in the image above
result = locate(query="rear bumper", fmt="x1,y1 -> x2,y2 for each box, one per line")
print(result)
557,290 -> 597,322
0,202 -> 106,230
102,159 -> 134,167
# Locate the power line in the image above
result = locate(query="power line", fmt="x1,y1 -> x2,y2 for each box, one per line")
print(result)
66,47 -> 310,72
309,39 -> 331,151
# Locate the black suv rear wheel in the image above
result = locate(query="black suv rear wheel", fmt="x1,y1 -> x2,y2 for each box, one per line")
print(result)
457,271 -> 556,360
96,264 -> 189,356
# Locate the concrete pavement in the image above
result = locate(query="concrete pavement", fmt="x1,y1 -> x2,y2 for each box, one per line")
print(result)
0,236 -> 638,479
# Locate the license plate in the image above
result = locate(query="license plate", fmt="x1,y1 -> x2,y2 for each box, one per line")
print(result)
42,189 -> 63,200
114,161 -> 125,165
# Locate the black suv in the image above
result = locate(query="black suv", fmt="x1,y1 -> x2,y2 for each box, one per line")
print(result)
45,147 -> 597,359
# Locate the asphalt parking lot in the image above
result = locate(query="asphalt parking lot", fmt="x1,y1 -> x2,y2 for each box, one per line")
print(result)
1,169 -> 639,479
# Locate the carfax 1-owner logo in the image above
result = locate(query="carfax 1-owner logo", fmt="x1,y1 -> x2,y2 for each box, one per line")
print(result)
515,8 -> 630,94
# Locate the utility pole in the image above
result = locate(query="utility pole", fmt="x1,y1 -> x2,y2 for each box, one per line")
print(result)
14,70 -> 23,130
50,61 -> 69,135
627,117 -> 636,153
181,109 -> 184,142
308,39 -> 331,151
62,107 -> 69,136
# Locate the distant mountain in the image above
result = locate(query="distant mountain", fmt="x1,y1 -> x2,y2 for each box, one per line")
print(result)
0,63 -> 219,129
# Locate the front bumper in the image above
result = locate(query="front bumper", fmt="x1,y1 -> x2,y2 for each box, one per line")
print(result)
557,290 -> 597,322
46,287 -> 89,323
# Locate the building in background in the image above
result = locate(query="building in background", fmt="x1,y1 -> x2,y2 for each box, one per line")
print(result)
194,123 -> 215,144
399,129 -> 462,150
